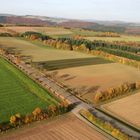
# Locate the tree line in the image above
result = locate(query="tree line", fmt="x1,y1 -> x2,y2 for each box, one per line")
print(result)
21,31 -> 140,56
21,31 -> 51,41
0,101 -> 73,132
94,81 -> 140,103
80,109 -> 136,140
20,31 -> 140,69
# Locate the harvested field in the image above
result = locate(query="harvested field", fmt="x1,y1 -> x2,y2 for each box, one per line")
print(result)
35,27 -> 72,35
0,27 -> 16,34
0,57 -> 58,123
0,28 -> 8,33
86,35 -> 140,42
0,37 -> 94,62
4,26 -> 36,33
4,26 -> 73,35
0,113 -> 108,140
101,92 -> 140,129
52,63 -> 140,102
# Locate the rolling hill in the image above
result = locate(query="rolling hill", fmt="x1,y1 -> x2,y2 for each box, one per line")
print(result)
0,14 -> 140,34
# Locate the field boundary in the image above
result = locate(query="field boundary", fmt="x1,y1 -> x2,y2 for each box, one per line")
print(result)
97,107 -> 140,132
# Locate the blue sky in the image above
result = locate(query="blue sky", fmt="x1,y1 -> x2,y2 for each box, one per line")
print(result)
0,0 -> 140,22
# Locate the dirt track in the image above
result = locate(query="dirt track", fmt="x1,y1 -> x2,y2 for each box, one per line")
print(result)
0,113 -> 107,140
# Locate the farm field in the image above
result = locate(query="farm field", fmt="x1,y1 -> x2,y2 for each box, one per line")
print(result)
101,92 -> 140,129
0,113 -> 108,140
1,25 -> 140,39
1,26 -> 140,41
52,63 -> 140,102
0,37 -> 94,62
1,37 -> 140,103
85,35 -> 140,42
1,26 -> 73,35
0,28 -> 9,33
0,57 -> 58,123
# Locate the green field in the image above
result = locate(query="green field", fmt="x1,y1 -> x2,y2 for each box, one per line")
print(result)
0,57 -> 58,123
86,35 -> 140,42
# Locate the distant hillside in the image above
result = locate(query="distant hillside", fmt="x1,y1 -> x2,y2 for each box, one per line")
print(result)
0,14 -> 140,34
125,27 -> 140,35
0,15 -> 56,26
58,20 -> 97,28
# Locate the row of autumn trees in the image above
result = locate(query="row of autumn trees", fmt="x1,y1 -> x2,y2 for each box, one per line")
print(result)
21,31 -> 140,68
21,31 -> 140,54
44,37 -> 140,61
0,101 -> 72,132
80,109 -> 136,140
44,38 -> 140,69
94,81 -> 140,103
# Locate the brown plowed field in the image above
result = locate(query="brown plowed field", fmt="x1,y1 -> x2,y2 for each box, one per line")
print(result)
102,92 -> 140,129
0,113 -> 108,140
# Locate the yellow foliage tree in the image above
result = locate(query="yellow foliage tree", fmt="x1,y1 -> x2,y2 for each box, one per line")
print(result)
10,115 -> 17,125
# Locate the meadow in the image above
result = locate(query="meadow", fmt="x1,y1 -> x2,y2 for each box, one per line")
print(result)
0,57 -> 58,123
101,92 -> 140,129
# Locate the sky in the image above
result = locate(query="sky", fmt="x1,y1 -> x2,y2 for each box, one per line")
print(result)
0,0 -> 140,22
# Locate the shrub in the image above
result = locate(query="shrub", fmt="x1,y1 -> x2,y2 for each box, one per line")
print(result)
21,31 -> 51,41
0,33 -> 13,37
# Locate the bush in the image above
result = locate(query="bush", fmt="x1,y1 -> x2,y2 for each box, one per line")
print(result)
21,31 -> 51,41
0,33 -> 13,37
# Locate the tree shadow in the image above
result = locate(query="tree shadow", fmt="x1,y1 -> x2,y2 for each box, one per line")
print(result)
71,85 -> 100,97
